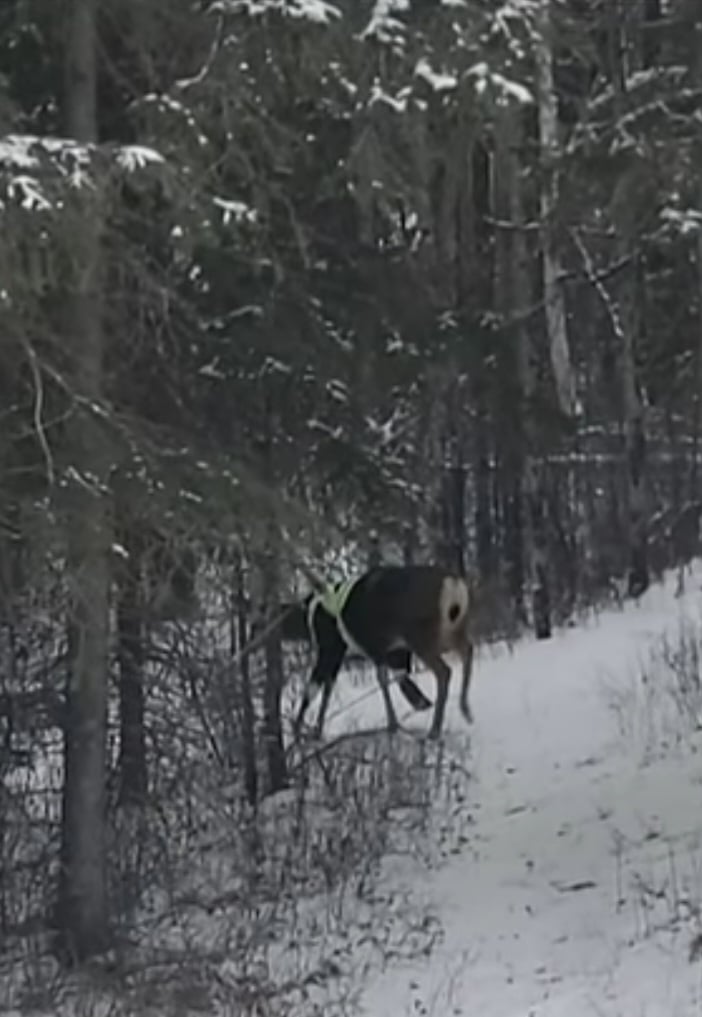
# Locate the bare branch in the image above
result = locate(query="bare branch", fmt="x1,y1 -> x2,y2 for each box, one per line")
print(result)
22,341 -> 55,488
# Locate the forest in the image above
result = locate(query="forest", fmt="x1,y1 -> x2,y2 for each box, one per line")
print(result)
1,0 -> 702,1013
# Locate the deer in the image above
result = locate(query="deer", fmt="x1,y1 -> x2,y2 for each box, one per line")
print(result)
290,564 -> 476,741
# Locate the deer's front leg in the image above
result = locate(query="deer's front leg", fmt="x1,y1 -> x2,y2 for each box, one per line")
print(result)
375,664 -> 400,733
294,612 -> 346,739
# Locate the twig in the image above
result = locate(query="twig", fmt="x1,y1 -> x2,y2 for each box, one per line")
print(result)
174,14 -> 224,92
23,341 -> 55,487
570,228 -> 626,344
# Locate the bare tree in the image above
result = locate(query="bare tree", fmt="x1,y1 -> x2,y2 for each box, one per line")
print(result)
57,0 -> 110,962
535,0 -> 578,420
610,0 -> 649,596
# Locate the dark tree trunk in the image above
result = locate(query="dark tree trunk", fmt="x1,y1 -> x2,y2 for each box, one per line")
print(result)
503,469 -> 526,624
262,619 -> 288,794
527,463 -> 552,639
234,555 -> 258,807
474,397 -> 494,583
261,540 -> 288,794
57,0 -> 110,963
116,528 -> 147,806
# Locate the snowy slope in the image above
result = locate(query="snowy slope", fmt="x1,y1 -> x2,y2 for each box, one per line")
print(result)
318,566 -> 702,1017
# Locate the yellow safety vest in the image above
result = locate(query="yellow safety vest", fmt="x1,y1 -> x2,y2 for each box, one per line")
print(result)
319,577 -> 358,618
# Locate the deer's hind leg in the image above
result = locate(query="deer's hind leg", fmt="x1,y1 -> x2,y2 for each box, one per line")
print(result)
458,639 -> 474,725
404,637 -> 452,740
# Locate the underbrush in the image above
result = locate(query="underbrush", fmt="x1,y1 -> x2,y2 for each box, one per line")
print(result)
606,609 -> 702,763
0,695 -> 475,1017
603,595 -> 702,963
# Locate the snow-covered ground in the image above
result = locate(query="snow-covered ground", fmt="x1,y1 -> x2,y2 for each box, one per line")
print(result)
317,564 -> 702,1016
4,563 -> 702,1017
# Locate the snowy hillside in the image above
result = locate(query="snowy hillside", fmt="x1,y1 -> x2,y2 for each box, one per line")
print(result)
318,565 -> 702,1016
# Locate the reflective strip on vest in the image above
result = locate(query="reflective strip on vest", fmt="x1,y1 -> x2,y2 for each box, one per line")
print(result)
319,576 -> 358,619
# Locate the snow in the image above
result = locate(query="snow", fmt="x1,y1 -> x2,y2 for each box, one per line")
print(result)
114,144 -> 165,172
368,84 -> 409,113
466,62 -> 534,105
414,58 -> 458,93
212,195 -> 257,225
308,563 -> 702,1016
360,0 -> 409,45
217,0 -> 341,22
661,207 -> 702,236
4,557 -> 702,1015
0,133 -> 92,169
6,175 -> 52,211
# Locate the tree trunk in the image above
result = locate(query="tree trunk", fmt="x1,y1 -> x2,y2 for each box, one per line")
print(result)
262,554 -> 288,794
609,3 -> 650,597
473,398 -> 494,584
116,527 -> 147,806
492,105 -> 521,619
693,9 -> 702,499
536,0 -> 577,419
234,554 -> 258,807
57,0 -> 110,962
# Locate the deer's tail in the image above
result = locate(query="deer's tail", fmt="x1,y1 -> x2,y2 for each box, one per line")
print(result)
437,576 -> 470,648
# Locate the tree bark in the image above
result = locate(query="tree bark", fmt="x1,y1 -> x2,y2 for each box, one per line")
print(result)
57,0 -> 110,963
609,2 -> 650,597
494,133 -> 524,619
262,549 -> 288,794
536,0 -> 577,419
234,554 -> 258,807
692,8 -> 702,498
474,397 -> 494,584
116,526 -> 147,806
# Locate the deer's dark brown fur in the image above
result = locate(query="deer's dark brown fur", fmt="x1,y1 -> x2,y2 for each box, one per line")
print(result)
293,565 -> 476,740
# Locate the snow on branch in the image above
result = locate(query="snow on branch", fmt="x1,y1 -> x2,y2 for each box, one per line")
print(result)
0,134 -> 91,173
0,134 -> 165,209
414,58 -> 458,93
114,145 -> 165,172
5,176 -> 52,211
212,0 -> 340,23
360,0 -> 409,47
368,83 -> 409,113
465,62 -> 534,105
212,195 -> 258,225
0,134 -> 164,175
660,207 -> 702,236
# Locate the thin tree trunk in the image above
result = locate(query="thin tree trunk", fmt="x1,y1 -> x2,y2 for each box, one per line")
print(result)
536,0 -> 577,419
465,142 -> 495,587
513,155 -> 551,638
262,552 -> 288,794
234,554 -> 258,807
116,526 -> 147,806
58,0 -> 110,962
693,10 -> 702,499
610,3 -> 649,596
492,105 -> 521,618
474,399 -> 494,584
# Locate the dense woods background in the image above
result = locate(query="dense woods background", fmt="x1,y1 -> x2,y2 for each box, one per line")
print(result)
2,0 -> 702,1010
